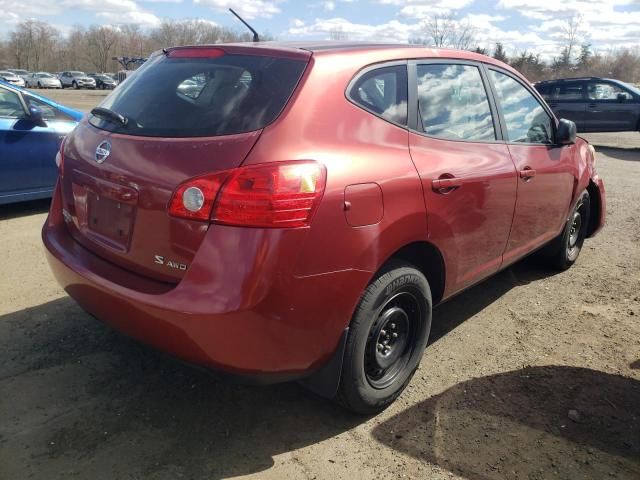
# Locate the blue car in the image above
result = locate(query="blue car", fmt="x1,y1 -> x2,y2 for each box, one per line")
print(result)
0,80 -> 82,204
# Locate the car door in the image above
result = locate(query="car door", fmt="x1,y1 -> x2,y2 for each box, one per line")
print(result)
23,94 -> 75,188
0,86 -> 67,202
546,81 -> 587,131
407,61 -> 518,296
486,68 -> 575,265
584,80 -> 640,132
0,85 -> 45,198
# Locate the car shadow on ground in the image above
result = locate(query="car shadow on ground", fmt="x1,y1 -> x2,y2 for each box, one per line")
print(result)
0,256 -> 560,479
373,365 -> 640,480
0,198 -> 50,221
593,146 -> 640,161
430,255 -> 557,345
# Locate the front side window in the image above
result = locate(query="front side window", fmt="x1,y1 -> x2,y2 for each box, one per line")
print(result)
24,95 -> 73,121
349,65 -> 408,126
587,82 -> 631,100
416,64 -> 495,141
0,88 -> 24,118
489,69 -> 553,144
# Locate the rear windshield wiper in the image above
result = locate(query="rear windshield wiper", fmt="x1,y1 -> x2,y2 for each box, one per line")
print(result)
91,107 -> 128,127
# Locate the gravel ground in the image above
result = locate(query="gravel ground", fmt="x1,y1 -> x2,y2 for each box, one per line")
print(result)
0,91 -> 638,479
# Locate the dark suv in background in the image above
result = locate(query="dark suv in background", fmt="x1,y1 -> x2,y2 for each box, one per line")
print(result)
535,77 -> 640,132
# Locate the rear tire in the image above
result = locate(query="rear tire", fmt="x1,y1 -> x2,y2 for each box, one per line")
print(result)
543,190 -> 590,270
336,262 -> 432,415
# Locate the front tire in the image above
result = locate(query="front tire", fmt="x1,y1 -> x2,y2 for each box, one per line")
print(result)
544,190 -> 591,270
72,81 -> 78,89
336,262 -> 432,415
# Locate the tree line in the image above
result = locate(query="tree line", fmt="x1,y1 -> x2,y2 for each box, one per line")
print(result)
1,17 -> 638,83
411,13 -> 639,84
0,20 -> 259,73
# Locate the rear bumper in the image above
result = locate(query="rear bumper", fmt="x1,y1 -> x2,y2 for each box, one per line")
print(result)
42,182 -> 368,380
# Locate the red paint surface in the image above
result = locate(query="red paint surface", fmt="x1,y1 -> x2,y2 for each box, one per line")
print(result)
43,44 -> 606,378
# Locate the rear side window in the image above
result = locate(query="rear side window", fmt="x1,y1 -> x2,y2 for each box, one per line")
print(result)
416,64 -> 495,141
489,69 -> 553,144
90,52 -> 307,137
547,82 -> 584,101
349,65 -> 408,126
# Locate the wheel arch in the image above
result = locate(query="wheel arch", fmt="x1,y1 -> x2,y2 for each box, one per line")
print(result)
586,180 -> 602,238
375,241 -> 446,306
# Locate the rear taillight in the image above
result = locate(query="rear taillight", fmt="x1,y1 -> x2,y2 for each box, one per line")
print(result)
55,137 -> 66,176
168,161 -> 326,228
168,172 -> 228,221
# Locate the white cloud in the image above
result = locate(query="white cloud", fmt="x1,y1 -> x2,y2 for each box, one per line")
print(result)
288,17 -> 422,42
378,0 -> 475,18
193,0 -> 282,19
290,18 -> 306,27
323,0 -> 336,11
0,0 -> 161,28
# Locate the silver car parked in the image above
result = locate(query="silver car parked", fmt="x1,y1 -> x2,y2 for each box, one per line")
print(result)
59,71 -> 96,89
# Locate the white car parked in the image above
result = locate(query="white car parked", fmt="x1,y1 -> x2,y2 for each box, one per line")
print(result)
0,71 -> 26,87
26,72 -> 62,89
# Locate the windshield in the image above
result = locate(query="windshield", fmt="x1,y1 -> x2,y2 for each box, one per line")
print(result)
89,52 -> 307,138
11,70 -> 28,75
39,73 -> 53,78
0,71 -> 16,77
621,81 -> 640,96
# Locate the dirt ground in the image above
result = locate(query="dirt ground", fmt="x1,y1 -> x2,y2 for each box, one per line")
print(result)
0,90 -> 639,479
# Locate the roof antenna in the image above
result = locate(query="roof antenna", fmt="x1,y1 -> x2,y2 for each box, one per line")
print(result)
229,8 -> 260,43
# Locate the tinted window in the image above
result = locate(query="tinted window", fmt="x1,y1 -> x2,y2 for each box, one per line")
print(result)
0,88 -> 24,118
489,70 -> 553,144
587,82 -> 631,100
416,64 -> 495,141
349,65 -> 408,126
546,82 -> 584,101
90,54 -> 307,137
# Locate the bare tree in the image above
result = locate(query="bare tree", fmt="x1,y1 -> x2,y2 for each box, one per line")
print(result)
412,14 -> 477,50
86,26 -> 120,72
560,14 -> 583,64
329,26 -> 349,41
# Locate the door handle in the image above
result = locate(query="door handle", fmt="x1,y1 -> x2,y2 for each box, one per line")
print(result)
432,176 -> 462,193
519,168 -> 536,180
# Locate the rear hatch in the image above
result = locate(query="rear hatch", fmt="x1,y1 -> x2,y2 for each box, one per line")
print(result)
60,46 -> 310,283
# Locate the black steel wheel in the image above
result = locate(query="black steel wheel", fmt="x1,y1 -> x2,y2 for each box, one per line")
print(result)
336,262 -> 432,415
543,190 -> 591,270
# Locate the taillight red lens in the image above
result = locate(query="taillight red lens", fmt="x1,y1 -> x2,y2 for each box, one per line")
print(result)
212,161 -> 327,228
168,161 -> 326,228
168,172 -> 229,221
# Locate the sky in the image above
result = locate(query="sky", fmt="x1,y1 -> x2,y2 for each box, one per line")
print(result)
1,0 -> 639,59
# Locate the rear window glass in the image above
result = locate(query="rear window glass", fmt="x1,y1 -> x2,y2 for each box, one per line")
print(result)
89,53 -> 307,138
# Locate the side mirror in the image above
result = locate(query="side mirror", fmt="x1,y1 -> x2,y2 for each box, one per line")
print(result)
556,118 -> 576,145
617,92 -> 628,102
28,105 -> 47,127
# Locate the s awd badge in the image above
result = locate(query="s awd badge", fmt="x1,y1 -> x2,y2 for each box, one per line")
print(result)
154,255 -> 188,271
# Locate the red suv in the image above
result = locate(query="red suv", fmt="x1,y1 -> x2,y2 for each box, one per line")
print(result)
43,43 -> 605,414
